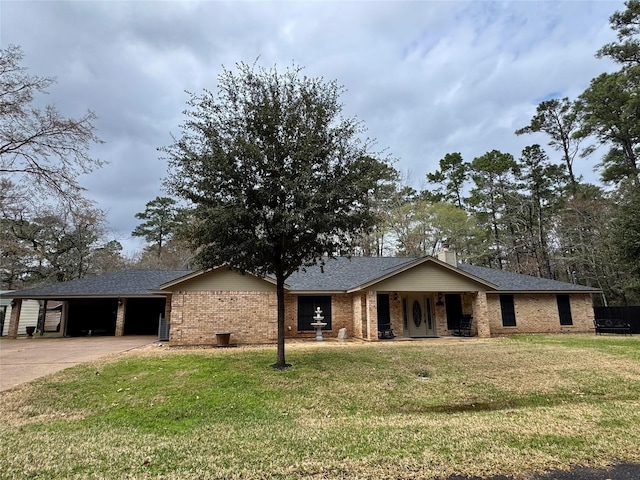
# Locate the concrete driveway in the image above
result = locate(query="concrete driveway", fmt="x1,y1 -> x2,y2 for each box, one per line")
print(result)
0,335 -> 156,391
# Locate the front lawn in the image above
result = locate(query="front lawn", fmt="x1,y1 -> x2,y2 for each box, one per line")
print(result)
2,335 -> 640,479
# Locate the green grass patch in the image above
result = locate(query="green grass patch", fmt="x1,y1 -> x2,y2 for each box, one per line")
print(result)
2,336 -> 640,479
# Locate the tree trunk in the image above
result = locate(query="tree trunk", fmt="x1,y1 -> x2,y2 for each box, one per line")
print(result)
273,274 -> 290,369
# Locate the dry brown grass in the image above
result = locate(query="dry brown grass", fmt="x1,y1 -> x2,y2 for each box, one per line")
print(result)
1,335 -> 639,479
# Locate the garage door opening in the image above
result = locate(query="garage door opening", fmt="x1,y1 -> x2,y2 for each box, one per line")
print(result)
66,299 -> 118,336
124,298 -> 166,335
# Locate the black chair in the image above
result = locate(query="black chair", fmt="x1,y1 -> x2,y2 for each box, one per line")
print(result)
378,323 -> 395,339
454,314 -> 473,336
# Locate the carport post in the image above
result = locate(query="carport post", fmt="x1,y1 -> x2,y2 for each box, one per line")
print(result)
39,300 -> 47,336
60,302 -> 68,336
7,299 -> 22,339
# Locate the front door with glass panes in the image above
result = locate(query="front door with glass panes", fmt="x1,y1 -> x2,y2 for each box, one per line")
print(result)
406,295 -> 428,337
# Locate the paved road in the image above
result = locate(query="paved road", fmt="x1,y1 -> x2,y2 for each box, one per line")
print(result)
448,463 -> 640,480
0,335 -> 156,391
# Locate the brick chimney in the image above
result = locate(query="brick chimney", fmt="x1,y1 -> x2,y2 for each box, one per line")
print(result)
437,245 -> 458,267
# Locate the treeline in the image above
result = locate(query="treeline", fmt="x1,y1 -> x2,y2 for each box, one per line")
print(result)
2,2 -> 640,306
361,1 -> 640,305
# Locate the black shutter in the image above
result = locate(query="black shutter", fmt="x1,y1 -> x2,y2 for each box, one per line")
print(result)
297,296 -> 332,331
445,294 -> 463,330
500,295 -> 516,327
376,294 -> 390,329
557,295 -> 573,325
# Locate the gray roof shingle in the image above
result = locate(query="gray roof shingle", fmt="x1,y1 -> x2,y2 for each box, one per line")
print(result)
285,257 -> 416,291
8,270 -> 191,298
6,257 -> 598,299
285,257 -> 597,292
456,263 -> 598,292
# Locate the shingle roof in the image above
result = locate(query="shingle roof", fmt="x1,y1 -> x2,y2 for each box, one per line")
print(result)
285,257 -> 598,292
285,257 -> 416,291
456,263 -> 599,292
8,270 -> 191,298
6,257 -> 598,299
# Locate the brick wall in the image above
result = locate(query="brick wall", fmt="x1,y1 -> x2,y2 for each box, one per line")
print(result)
284,293 -> 353,339
169,291 -> 277,346
168,289 -> 596,346
487,293 -> 594,335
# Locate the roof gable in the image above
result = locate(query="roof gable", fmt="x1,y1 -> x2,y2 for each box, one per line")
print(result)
362,258 -> 496,292
285,257 -> 415,292
159,266 -> 276,292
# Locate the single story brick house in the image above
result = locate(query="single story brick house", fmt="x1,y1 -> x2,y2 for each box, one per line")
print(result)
6,252 -> 599,344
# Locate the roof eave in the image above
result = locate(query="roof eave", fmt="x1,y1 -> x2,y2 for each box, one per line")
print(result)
9,293 -> 167,300
487,289 -> 600,295
289,290 -> 346,295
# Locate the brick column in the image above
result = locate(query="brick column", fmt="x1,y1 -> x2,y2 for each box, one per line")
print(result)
7,299 -> 22,339
365,290 -> 378,341
115,298 -> 126,336
351,294 -> 363,339
164,295 -> 172,322
473,291 -> 491,338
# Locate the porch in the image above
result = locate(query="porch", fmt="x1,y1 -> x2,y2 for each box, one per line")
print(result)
354,290 -> 491,341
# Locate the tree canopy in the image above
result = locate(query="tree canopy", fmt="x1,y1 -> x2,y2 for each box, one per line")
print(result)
163,63 -> 390,367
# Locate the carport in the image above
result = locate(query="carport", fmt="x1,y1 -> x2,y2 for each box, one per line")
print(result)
5,270 -> 191,339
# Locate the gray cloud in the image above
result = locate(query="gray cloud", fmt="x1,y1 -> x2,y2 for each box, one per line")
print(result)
1,0 -> 624,253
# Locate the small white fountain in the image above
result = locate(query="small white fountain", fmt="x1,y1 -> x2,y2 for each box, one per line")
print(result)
310,306 -> 327,341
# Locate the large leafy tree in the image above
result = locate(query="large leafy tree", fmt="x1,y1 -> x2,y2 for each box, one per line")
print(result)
0,198 -> 112,287
352,158 -> 399,257
0,45 -> 103,202
163,63 -> 388,368
609,183 -> 640,302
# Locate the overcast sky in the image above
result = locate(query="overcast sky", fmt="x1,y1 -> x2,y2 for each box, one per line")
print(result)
1,1 -> 624,254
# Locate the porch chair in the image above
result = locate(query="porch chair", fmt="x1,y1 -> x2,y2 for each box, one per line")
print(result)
378,323 -> 395,339
454,314 -> 473,337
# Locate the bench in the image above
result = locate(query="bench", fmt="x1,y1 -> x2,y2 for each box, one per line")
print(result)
594,318 -> 632,335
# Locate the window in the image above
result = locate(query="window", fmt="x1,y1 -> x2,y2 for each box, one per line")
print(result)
500,295 -> 516,327
297,296 -> 332,331
557,294 -> 573,325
